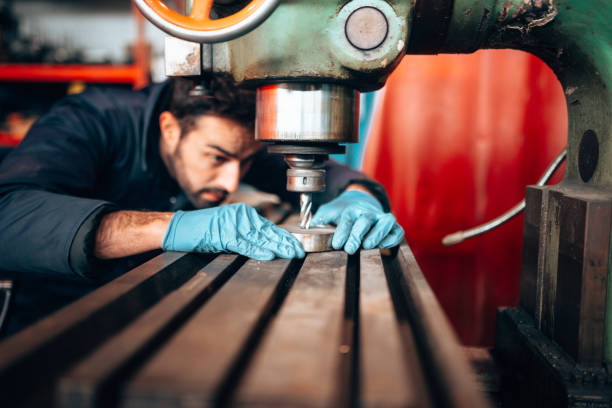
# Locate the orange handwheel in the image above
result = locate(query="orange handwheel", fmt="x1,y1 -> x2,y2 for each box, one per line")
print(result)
133,0 -> 279,42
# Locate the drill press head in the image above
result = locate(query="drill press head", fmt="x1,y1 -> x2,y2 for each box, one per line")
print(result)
255,83 -> 359,225
135,0 -> 406,233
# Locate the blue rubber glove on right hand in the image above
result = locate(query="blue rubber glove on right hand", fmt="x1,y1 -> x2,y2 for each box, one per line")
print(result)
311,190 -> 404,254
162,203 -> 305,261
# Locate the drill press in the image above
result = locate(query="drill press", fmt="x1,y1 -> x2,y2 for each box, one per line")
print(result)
256,83 -> 359,249
135,0 -> 612,403
135,0 -> 399,251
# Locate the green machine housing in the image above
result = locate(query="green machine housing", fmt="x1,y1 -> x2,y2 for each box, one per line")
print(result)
139,0 -> 612,406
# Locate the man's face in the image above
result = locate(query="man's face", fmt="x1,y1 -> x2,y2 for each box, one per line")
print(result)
160,112 -> 262,208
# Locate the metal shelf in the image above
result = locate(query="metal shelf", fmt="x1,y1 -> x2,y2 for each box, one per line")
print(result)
0,64 -> 146,86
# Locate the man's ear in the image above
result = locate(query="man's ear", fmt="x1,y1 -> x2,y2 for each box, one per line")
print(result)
159,111 -> 182,152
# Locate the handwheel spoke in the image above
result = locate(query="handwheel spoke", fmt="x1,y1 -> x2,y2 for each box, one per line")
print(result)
189,0 -> 214,21
135,0 -> 278,41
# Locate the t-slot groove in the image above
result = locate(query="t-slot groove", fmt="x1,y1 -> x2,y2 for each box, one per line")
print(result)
335,252 -> 360,408
86,255 -> 248,408
213,256 -> 305,407
381,253 -> 439,408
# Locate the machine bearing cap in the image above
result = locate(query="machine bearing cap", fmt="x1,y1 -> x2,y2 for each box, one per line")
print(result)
287,169 -> 326,192
345,7 -> 389,51
329,0 -> 408,73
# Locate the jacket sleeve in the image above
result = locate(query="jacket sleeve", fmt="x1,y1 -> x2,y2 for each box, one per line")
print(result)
243,150 -> 391,212
0,96 -> 118,281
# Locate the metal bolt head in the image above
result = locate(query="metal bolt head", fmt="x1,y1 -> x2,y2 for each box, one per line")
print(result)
345,6 -> 388,50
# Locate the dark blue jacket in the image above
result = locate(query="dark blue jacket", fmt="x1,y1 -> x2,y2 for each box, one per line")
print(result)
0,81 -> 388,334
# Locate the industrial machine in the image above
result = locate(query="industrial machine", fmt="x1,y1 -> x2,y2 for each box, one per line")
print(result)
132,0 -> 612,405
0,0 -> 609,407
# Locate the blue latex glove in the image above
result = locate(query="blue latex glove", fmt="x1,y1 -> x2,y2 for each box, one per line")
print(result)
162,203 -> 305,261
311,190 -> 404,254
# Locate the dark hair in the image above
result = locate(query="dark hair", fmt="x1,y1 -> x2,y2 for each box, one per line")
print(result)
168,76 -> 256,134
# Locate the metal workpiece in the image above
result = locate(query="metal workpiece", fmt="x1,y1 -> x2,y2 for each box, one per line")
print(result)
283,225 -> 334,253
256,83 -> 359,143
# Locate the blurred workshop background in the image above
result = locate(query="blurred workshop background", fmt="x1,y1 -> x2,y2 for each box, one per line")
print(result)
0,0 -> 567,346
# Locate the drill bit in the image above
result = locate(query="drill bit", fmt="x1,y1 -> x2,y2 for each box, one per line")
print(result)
299,193 -> 312,229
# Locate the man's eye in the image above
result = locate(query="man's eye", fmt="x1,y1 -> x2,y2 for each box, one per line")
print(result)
211,155 -> 227,164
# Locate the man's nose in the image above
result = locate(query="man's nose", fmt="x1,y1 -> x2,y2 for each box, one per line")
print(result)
217,161 -> 240,193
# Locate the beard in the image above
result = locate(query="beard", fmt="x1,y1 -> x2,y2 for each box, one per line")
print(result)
190,187 -> 229,209
164,150 -> 229,209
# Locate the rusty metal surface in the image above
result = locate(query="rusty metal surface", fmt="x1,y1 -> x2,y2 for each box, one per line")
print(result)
232,252 -> 349,407
164,36 -> 201,77
0,252 -> 214,407
406,0 -> 454,53
359,250 -> 430,408
554,192 -> 611,363
519,187 -> 545,319
59,254 -> 245,408
518,184 -> 612,365
0,241 -> 489,408
496,307 -> 612,407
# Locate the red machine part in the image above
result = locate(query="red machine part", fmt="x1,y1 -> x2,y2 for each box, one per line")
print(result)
363,49 -> 567,345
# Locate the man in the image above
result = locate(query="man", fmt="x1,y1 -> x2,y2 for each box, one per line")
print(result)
0,76 -> 403,334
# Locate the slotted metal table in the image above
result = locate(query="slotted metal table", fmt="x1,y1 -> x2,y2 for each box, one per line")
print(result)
0,213 -> 489,408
